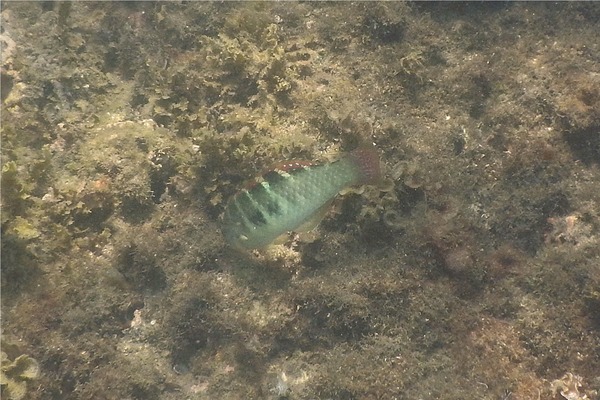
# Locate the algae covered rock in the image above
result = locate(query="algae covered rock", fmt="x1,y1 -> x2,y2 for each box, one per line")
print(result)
56,117 -> 190,225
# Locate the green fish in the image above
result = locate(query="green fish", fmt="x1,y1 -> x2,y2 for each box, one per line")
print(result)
221,145 -> 382,250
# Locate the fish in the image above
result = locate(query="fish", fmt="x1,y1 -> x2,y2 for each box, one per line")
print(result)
221,145 -> 382,250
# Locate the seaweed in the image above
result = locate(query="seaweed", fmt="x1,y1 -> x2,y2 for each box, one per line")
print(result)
0,338 -> 40,400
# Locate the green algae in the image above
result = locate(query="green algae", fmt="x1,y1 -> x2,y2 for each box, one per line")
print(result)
0,338 -> 40,400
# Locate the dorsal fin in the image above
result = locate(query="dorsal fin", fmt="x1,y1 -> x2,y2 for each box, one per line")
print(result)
270,160 -> 317,174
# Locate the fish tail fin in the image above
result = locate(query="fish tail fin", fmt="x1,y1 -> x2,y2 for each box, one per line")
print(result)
348,143 -> 382,185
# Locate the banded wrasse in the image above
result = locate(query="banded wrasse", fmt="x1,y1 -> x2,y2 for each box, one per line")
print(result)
221,145 -> 382,249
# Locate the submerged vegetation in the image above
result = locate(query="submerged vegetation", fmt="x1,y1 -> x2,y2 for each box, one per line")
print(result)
1,2 -> 599,399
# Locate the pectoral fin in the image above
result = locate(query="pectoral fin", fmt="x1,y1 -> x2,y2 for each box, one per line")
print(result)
269,200 -> 333,246
296,200 -> 333,233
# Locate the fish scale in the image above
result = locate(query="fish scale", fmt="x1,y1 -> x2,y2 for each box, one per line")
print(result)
221,146 -> 381,249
